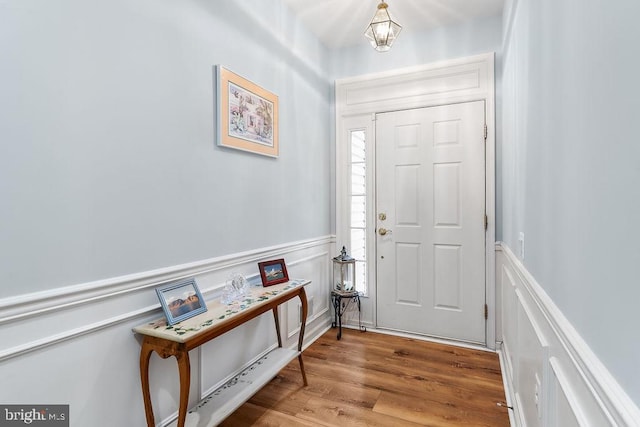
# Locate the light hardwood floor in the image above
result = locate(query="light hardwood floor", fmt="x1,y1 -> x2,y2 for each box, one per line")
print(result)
221,328 -> 510,426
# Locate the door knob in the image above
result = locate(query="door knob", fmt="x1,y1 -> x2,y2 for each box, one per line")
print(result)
378,227 -> 392,236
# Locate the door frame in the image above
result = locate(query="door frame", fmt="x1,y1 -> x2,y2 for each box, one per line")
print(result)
335,53 -> 497,349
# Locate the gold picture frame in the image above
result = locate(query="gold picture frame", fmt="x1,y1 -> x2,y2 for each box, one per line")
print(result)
216,66 -> 279,157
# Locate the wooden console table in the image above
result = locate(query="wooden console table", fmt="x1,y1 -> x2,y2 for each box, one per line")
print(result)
133,279 -> 310,427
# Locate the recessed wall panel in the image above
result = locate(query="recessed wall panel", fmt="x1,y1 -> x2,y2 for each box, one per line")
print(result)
395,124 -> 419,148
434,163 -> 461,227
433,120 -> 461,146
344,69 -> 481,106
395,165 -> 419,225
550,358 -> 582,427
395,243 -> 421,305
434,245 -> 461,310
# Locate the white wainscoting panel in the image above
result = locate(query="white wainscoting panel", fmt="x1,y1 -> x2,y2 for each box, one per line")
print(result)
497,243 -> 640,426
0,236 -> 334,427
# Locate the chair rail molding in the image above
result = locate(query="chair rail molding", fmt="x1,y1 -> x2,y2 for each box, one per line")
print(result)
0,236 -> 335,363
0,235 -> 334,325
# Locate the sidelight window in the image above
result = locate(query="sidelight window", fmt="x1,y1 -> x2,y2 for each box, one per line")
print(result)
349,130 -> 367,294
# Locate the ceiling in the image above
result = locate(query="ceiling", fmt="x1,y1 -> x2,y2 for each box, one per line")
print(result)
281,0 -> 505,49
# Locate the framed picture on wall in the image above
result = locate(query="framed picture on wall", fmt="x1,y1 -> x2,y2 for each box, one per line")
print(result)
258,259 -> 289,287
216,65 -> 279,157
156,278 -> 207,325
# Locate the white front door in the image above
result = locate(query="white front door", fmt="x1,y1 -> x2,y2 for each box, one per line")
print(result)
375,101 -> 486,344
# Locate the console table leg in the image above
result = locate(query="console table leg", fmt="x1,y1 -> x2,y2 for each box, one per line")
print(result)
139,342 -> 155,427
297,354 -> 308,386
176,352 -> 191,427
298,288 -> 308,386
272,307 -> 282,348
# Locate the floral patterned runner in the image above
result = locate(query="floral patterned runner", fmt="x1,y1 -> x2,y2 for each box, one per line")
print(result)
133,279 -> 309,342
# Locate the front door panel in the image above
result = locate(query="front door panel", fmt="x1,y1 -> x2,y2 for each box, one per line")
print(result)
375,101 -> 486,344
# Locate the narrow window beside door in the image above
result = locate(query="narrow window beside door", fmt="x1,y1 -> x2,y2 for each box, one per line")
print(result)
349,130 -> 367,295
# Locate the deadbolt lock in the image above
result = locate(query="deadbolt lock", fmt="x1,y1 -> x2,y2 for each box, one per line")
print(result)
378,213 -> 387,221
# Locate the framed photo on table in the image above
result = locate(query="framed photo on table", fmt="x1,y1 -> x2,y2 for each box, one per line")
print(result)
258,259 -> 289,287
156,278 -> 207,325
216,65 -> 279,157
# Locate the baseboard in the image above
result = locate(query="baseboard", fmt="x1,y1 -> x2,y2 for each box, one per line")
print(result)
497,243 -> 640,426
497,345 -> 518,427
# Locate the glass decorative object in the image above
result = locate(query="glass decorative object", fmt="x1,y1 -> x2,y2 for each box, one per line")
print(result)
221,272 -> 249,304
333,246 -> 356,293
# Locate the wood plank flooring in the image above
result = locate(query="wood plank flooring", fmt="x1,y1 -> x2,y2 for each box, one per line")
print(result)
221,328 -> 510,426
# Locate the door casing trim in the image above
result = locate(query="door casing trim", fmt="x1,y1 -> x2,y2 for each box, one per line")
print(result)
335,52 -> 496,349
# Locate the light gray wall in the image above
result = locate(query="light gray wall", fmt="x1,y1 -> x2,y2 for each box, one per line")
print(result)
501,0 -> 640,404
0,0 -> 332,298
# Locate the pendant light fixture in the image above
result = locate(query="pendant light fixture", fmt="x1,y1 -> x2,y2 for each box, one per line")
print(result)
364,1 -> 402,52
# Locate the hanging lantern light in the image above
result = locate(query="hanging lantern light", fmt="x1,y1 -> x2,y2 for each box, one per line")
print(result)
364,1 -> 402,52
